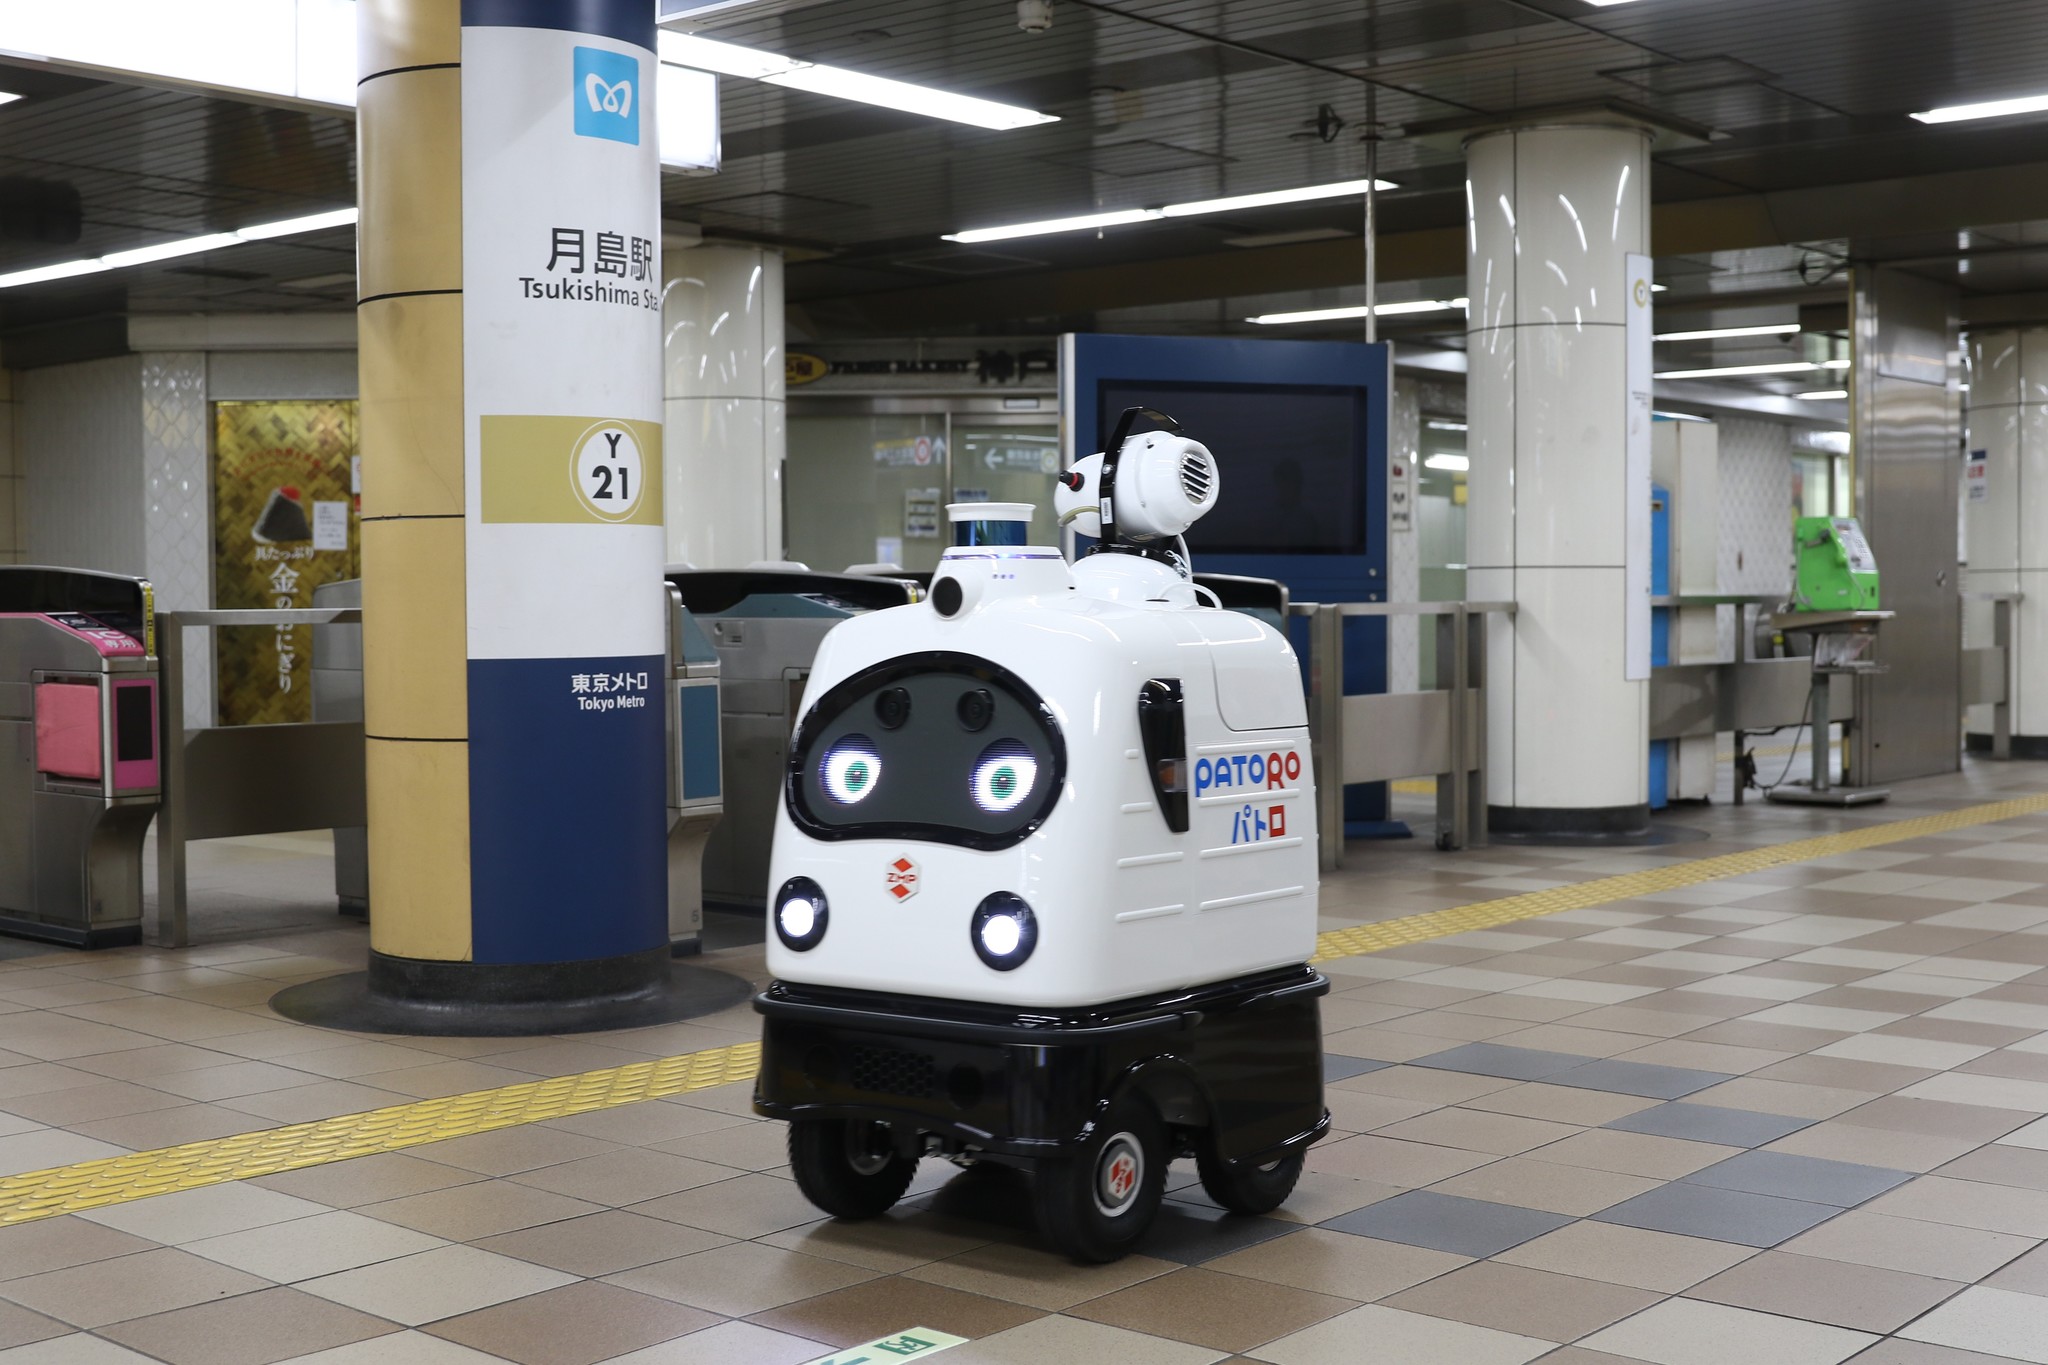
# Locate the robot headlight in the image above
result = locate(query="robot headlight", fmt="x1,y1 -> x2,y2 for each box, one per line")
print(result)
819,735 -> 882,805
972,892 -> 1037,970
971,741 -> 1038,814
775,876 -> 829,951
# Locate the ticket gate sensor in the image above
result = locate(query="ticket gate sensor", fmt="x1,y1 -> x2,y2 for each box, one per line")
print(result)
0,567 -> 160,947
311,579 -> 366,918
666,569 -> 918,912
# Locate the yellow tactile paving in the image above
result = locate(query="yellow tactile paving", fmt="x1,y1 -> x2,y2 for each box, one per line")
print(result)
3,789 -> 2047,1229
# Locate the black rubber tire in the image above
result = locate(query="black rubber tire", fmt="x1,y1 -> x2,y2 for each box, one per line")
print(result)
1196,1143 -> 1305,1215
1034,1094 -> 1166,1263
787,1119 -> 917,1220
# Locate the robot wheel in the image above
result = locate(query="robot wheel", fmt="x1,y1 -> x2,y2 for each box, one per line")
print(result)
1031,1092 -> 1169,1263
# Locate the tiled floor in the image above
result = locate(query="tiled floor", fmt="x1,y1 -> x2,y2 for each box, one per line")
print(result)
15,770 -> 2048,1359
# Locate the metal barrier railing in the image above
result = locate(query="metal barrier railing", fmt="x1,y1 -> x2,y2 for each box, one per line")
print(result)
1963,592 -> 2020,760
1288,600 -> 1516,867
150,609 -> 367,948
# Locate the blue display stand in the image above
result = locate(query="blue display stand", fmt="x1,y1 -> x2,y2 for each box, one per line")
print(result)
1061,333 -> 1399,834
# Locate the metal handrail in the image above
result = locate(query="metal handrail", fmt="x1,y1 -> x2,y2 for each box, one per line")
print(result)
1287,600 -> 1516,618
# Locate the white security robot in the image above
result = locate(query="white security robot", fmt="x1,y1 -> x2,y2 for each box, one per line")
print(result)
753,408 -> 1327,1262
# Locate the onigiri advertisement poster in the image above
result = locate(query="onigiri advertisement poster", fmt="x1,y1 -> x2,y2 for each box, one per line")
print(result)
211,400 -> 361,725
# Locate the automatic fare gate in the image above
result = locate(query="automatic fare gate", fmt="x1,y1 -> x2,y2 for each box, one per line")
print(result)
0,567 -> 161,946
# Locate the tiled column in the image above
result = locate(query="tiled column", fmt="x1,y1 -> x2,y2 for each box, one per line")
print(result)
1965,329 -> 2048,755
662,243 -> 785,568
1465,124 -> 1652,835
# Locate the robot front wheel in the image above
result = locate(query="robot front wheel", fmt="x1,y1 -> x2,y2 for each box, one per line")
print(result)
787,1118 -> 918,1220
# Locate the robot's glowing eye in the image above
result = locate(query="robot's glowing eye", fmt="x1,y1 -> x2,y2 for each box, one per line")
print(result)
971,741 -> 1037,813
820,736 -> 882,804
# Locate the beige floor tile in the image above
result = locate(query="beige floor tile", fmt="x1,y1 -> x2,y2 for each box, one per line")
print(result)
1898,1285 -> 2048,1362
472,1209 -> 729,1277
751,1274 -> 1047,1347
283,1042 -> 457,1080
97,1285 -> 397,1365
393,1126 -> 619,1177
70,1103 -> 279,1150
0,1334 -> 164,1363
296,1245 -> 575,1327
0,1217 -> 158,1280
143,1061 -> 325,1102
1682,1077 -> 1879,1120
761,1208 -> 999,1275
258,1329 -> 508,1363
1458,1082 -> 1661,1126
0,1081 -> 190,1126
185,1209 -> 446,1282
1900,1071 -> 2048,1113
1494,1221 -> 1756,1292
424,1280 -> 719,1365
1685,1249 -> 1964,1333
651,1119 -> 790,1171
1984,1240 -> 2048,1296
219,1081 -> 414,1124
1067,1266 -> 1351,1354
0,1015 -> 160,1061
1303,1133 -> 1494,1186
1527,1128 -> 1740,1179
596,1320 -> 831,1365
1322,1088 -> 1439,1133
358,1062 -> 539,1100
0,1129 -> 130,1177
0,1247 -> 272,1328
362,1181 -> 604,1240
249,1154 -> 478,1208
1780,1209 -> 2035,1280
0,1299 -> 69,1351
1206,1227 -> 1467,1301
603,1239 -> 879,1317
1936,1142 -> 2048,1191
540,1101 -> 749,1147
1425,1156 -> 1660,1216
78,1183 -> 330,1245
1764,1122 -> 1983,1172
1381,1260 -> 1658,1342
1249,1303 -> 1552,1365
1578,1297 -> 1876,1365
905,1241 -> 1175,1310
1370,1108 -> 1582,1156
1864,1175 -> 2048,1237
1320,1026 -> 1471,1062
507,1147 -> 740,1205
1335,1066 -> 1518,1105
629,1172 -> 826,1239
947,1312 -> 1225,1365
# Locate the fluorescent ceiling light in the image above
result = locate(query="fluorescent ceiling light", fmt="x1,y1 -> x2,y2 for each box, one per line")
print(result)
1425,420 -> 1468,432
1425,453 -> 1469,471
1653,410 -> 1711,422
659,32 -> 1056,130
1248,298 -> 1468,325
0,91 -> 21,107
0,207 -> 357,292
1912,92 -> 2048,124
1821,358 -> 1850,369
945,208 -> 1162,244
1797,389 -> 1849,400
1162,178 -> 1397,218
1654,323 -> 1800,342
948,175 -> 1402,244
1581,0 -> 1644,6
1654,360 -> 1831,380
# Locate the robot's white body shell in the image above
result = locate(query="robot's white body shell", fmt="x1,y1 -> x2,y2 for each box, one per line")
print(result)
765,546 -> 1319,1009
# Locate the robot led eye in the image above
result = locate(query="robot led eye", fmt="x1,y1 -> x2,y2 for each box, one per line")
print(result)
971,741 -> 1037,813
971,892 -> 1037,970
820,735 -> 882,805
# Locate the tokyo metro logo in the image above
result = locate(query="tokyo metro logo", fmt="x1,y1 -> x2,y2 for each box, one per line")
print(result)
573,46 -> 640,145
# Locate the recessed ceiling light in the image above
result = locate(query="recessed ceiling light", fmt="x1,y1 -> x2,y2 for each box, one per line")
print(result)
1654,361 -> 1825,380
1247,298 -> 1468,325
659,32 -> 1056,130
0,207 -> 357,292
1797,389 -> 1849,400
1654,323 -> 1800,342
1912,92 -> 2048,124
946,176 -> 1401,243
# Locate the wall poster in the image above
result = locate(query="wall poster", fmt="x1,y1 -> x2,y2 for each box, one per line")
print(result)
211,399 -> 361,725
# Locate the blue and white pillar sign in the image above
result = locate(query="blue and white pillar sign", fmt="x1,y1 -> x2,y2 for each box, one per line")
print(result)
462,0 -> 666,964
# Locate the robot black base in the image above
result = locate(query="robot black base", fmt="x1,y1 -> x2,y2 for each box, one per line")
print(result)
752,963 -> 1331,1171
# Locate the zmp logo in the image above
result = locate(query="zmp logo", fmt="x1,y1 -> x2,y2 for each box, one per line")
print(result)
573,46 -> 640,146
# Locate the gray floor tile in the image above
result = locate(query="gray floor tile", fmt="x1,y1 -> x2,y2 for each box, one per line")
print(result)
1320,1190 -> 1573,1258
1681,1150 -> 1915,1208
1604,1103 -> 1816,1148
1548,1058 -> 1735,1099
1409,1043 -> 1596,1081
1323,1054 -> 1391,1083
1592,1181 -> 1842,1247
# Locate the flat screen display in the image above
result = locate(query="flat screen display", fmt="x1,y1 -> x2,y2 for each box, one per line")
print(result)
1098,380 -> 1367,556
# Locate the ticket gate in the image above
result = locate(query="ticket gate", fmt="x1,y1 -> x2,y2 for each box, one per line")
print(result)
0,567 -> 160,947
310,579 -> 366,917
667,568 -> 918,911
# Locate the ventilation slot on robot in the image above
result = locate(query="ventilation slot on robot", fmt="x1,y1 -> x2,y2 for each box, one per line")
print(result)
849,1044 -> 938,1099
1179,453 -> 1213,504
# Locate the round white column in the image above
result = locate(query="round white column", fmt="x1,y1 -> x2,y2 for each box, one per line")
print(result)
1964,329 -> 2048,753
661,242 -> 785,568
1465,124 -> 1652,834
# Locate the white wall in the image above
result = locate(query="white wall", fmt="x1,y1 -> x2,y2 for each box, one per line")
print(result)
21,355 -> 146,575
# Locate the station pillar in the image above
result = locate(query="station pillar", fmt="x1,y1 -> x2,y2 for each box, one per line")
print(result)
1966,328 -> 2048,756
662,243 -> 786,568
1464,123 -> 1653,837
282,0 -> 746,1031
